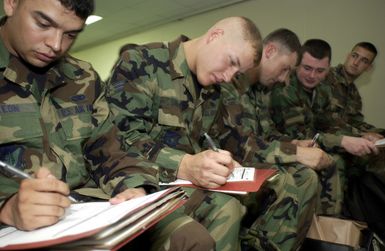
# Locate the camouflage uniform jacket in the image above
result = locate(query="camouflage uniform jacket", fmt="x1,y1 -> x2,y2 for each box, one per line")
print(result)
219,74 -> 298,165
107,36 -> 226,182
269,72 -> 347,152
0,38 -> 159,206
107,36 -> 291,182
326,64 -> 384,135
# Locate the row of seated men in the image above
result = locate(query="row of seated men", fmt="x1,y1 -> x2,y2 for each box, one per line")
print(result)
1,0 -> 383,250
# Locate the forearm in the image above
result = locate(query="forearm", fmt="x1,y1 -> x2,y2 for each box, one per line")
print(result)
260,141 -> 297,164
84,125 -> 159,196
318,133 -> 344,152
148,145 -> 186,183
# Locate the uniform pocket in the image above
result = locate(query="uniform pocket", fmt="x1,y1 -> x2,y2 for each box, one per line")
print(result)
58,105 -> 93,140
0,109 -> 43,144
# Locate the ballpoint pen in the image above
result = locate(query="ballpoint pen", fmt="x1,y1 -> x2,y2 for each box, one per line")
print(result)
0,160 -> 77,203
311,133 -> 320,147
203,132 -> 219,152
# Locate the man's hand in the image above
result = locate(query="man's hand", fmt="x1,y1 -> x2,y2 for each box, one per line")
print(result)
361,132 -> 384,143
177,149 -> 235,189
109,187 -> 147,205
296,146 -> 334,170
0,168 -> 71,231
292,139 -> 317,148
341,136 -> 378,156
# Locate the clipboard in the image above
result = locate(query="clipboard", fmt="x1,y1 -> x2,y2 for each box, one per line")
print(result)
0,187 -> 187,250
53,189 -> 186,250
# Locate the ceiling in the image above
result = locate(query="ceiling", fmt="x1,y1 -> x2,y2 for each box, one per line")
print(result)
0,0 -> 249,52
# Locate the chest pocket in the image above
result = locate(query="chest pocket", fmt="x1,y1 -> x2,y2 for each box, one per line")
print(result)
57,105 -> 93,140
0,104 -> 43,144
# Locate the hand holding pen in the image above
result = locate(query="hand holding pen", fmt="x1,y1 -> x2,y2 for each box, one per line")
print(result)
0,160 -> 75,230
0,160 -> 76,202
177,133 -> 235,188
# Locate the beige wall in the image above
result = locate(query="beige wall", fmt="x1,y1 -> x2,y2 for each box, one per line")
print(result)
73,0 -> 385,128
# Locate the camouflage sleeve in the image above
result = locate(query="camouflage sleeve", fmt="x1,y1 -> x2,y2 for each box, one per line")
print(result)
317,133 -> 343,152
320,72 -> 378,136
346,85 -> 385,134
269,83 -> 312,139
106,48 -> 184,183
218,82 -> 297,166
255,85 -> 293,143
83,76 -> 160,196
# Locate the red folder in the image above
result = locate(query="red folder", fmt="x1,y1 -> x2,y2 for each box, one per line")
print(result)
163,168 -> 277,194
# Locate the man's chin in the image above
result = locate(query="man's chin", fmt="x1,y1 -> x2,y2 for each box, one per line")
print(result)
29,58 -> 53,68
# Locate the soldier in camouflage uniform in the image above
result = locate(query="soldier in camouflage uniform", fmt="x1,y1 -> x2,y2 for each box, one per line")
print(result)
220,31 -> 336,250
106,24 -> 325,250
269,39 -> 346,216
325,42 -> 385,138
0,1 -> 216,250
269,40 -> 382,216
323,42 -> 385,238
107,16 -> 263,251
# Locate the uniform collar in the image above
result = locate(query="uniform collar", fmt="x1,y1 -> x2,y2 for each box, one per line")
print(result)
2,51 -> 78,90
168,35 -> 190,81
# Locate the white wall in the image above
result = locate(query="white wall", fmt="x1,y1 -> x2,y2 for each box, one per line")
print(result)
73,0 -> 385,128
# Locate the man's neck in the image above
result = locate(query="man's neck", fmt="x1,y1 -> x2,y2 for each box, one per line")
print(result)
182,39 -> 197,75
0,24 -> 18,59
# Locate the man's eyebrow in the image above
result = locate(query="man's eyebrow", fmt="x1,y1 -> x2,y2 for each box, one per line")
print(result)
34,11 -> 84,33
34,11 -> 58,27
354,51 -> 371,62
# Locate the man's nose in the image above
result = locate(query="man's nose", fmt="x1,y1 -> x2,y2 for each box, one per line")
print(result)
46,31 -> 62,52
353,58 -> 360,66
309,70 -> 316,78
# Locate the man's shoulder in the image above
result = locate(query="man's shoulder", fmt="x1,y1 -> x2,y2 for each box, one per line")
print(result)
325,65 -> 345,85
56,54 -> 99,82
119,42 -> 169,59
272,80 -> 299,99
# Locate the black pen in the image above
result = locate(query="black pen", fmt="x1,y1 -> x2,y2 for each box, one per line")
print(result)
203,132 -> 219,152
0,160 -> 77,203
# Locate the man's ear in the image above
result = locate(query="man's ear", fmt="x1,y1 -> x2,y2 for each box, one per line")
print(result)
264,43 -> 277,59
3,0 -> 19,17
206,28 -> 224,44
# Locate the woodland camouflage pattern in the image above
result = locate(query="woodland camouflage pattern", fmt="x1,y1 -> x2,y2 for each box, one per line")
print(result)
324,64 -> 385,136
221,76 -> 318,249
107,36 -> 317,251
269,73 -> 345,152
269,72 -> 347,215
0,46 -> 159,203
0,38 -> 215,251
107,36 -> 248,251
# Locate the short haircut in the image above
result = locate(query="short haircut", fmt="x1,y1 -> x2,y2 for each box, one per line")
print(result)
353,41 -> 378,60
263,28 -> 301,57
58,0 -> 94,19
301,39 -> 332,64
238,16 -> 263,66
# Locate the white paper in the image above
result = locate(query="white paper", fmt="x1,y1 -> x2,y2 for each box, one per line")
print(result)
0,189 -> 172,248
160,167 -> 255,185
